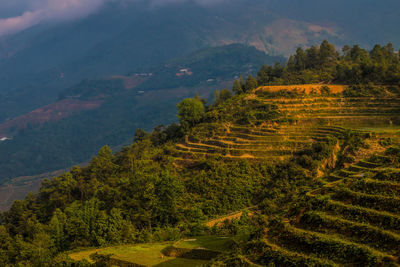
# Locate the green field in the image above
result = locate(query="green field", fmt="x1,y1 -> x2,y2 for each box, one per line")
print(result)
174,236 -> 233,251
69,236 -> 231,266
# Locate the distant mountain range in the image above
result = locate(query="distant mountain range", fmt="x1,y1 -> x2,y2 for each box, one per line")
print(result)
1,0 -> 399,122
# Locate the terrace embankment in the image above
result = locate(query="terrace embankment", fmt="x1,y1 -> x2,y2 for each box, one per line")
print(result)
173,85 -> 400,165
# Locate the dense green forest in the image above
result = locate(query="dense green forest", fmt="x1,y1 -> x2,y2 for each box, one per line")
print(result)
254,41 -> 400,87
1,41 -> 400,266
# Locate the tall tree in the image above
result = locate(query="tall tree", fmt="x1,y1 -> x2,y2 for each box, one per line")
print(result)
306,45 -> 320,69
257,65 -> 275,84
177,98 -> 205,131
214,89 -> 232,106
291,47 -> 307,71
232,79 -> 243,95
154,172 -> 184,225
244,75 -> 258,92
319,40 -> 338,68
49,209 -> 67,251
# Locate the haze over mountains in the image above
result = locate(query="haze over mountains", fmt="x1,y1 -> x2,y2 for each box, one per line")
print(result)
0,0 -> 399,191
1,0 -> 399,120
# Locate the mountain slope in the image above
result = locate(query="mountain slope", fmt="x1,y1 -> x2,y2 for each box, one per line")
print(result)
1,81 -> 400,266
0,44 -> 280,198
0,41 -> 400,266
231,148 -> 400,266
1,0 -> 400,122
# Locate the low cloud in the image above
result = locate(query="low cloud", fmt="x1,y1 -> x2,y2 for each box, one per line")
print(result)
150,0 -> 225,6
0,0 -> 228,37
0,0 -> 106,36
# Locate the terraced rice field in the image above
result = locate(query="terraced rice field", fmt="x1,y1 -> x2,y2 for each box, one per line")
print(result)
257,84 -> 348,94
174,85 -> 400,164
263,153 -> 400,266
264,97 -> 400,126
173,124 -> 343,163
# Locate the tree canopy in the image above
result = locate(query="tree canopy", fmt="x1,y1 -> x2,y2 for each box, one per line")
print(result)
177,98 -> 206,131
233,40 -> 400,91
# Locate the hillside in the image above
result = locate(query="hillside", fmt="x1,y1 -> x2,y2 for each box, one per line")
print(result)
1,83 -> 399,265
0,44 -> 278,188
255,151 -> 400,266
1,0 -> 400,206
0,42 -> 400,266
172,83 -> 400,163
203,85 -> 400,266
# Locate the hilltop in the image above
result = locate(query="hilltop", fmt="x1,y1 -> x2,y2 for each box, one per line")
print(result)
0,41 -> 400,266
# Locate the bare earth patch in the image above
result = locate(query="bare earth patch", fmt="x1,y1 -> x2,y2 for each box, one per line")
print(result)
206,211 -> 243,227
0,99 -> 103,138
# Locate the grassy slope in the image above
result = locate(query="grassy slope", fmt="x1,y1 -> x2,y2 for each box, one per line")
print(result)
172,84 -> 400,265
69,236 -> 231,266
172,84 -> 400,166
247,89 -> 400,265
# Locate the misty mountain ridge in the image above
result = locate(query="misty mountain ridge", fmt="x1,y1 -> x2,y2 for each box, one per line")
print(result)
0,0 -> 399,123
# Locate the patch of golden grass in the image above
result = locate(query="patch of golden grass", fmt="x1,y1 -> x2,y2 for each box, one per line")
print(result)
352,138 -> 387,161
205,211 -> 244,227
239,154 -> 256,159
257,84 -> 348,94
244,94 -> 258,100
280,107 -> 399,112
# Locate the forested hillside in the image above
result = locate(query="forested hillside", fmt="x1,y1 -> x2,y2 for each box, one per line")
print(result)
1,0 -> 400,209
0,44 -> 280,196
1,41 -> 400,266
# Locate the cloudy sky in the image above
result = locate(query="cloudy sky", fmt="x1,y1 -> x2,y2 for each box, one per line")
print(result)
0,0 -> 224,37
0,0 -> 112,36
